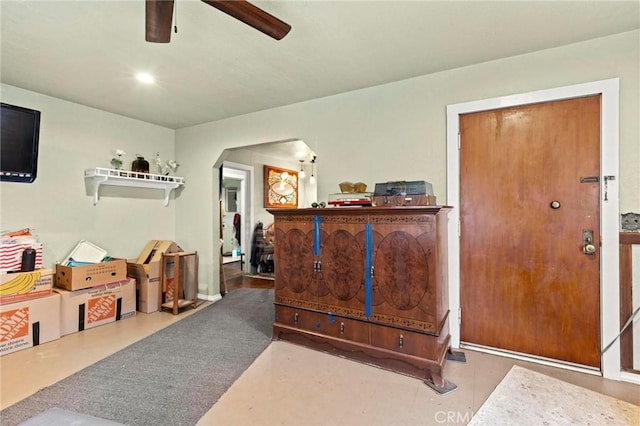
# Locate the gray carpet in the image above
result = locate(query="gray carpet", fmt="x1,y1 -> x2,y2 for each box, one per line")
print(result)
0,288 -> 274,426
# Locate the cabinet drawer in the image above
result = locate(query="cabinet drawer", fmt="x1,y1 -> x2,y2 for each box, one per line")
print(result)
275,305 -> 321,333
370,325 -> 438,359
315,313 -> 369,344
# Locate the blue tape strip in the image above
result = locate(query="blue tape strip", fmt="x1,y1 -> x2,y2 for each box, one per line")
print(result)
328,313 -> 335,323
314,216 -> 321,256
365,223 -> 372,319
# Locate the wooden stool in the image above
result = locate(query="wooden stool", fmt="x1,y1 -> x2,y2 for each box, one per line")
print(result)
160,251 -> 198,315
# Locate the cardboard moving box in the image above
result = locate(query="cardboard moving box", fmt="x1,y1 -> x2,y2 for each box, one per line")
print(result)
136,240 -> 182,273
130,241 -> 182,312
0,292 -> 61,356
127,261 -> 161,313
55,259 -> 126,291
0,268 -> 54,304
55,278 -> 136,336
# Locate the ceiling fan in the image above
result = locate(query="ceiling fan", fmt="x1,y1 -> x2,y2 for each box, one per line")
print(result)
145,0 -> 291,43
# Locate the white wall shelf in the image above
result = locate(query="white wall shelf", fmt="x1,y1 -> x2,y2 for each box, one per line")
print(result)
85,167 -> 184,206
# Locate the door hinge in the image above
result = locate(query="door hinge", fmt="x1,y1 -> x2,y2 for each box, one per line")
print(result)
458,132 -> 461,150
458,307 -> 462,325
458,219 -> 461,237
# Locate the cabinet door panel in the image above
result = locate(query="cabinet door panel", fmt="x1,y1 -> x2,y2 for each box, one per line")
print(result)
317,214 -> 367,317
368,214 -> 438,333
274,217 -> 317,306
322,230 -> 365,300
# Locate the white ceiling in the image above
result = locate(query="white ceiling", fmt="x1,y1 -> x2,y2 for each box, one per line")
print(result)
1,1 -> 638,130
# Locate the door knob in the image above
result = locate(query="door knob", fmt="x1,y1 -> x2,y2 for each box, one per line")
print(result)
582,230 -> 596,255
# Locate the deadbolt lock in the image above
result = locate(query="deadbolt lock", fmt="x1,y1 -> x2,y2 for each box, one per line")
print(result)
582,230 -> 596,255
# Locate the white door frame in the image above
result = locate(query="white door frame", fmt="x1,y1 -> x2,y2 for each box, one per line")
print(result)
222,161 -> 254,273
446,78 -> 622,380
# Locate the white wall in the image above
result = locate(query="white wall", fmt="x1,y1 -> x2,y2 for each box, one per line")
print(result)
175,30 -> 640,297
0,85 -> 176,269
2,31 -> 637,299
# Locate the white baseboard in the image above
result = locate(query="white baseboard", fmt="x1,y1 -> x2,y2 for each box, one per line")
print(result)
198,293 -> 222,303
620,371 -> 640,385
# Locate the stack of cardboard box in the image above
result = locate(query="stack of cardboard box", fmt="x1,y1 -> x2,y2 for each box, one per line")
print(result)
0,268 -> 60,356
54,258 -> 136,336
0,240 -> 187,356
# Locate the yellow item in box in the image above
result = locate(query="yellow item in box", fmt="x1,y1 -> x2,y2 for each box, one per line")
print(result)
55,259 -> 127,291
55,278 -> 136,336
0,292 -> 61,356
0,268 -> 54,304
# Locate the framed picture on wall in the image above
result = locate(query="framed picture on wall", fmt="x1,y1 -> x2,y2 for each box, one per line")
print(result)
264,165 -> 298,208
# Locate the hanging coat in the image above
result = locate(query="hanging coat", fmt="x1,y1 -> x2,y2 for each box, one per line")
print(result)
250,222 -> 265,267
233,213 -> 241,243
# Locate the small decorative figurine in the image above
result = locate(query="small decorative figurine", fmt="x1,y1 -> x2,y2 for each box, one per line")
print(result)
110,149 -> 126,170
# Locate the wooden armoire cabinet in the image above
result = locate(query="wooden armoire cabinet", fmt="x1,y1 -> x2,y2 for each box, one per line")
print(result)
268,206 -> 452,389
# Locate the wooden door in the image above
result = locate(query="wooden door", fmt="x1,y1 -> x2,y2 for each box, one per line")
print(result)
460,96 -> 601,367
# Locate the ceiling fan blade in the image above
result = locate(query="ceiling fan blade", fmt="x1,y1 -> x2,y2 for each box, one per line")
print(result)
201,0 -> 291,40
146,0 -> 174,43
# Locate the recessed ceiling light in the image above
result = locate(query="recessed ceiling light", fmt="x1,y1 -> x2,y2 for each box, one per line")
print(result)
136,72 -> 155,84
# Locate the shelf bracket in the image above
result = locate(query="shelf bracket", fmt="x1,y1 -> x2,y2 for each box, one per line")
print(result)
163,187 -> 172,207
92,175 -> 109,206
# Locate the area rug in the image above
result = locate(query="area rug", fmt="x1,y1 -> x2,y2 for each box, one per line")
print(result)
0,288 -> 274,426
20,407 -> 125,426
468,365 -> 640,425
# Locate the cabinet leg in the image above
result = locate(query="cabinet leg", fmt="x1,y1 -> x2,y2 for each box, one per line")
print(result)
446,347 -> 467,363
424,371 -> 458,395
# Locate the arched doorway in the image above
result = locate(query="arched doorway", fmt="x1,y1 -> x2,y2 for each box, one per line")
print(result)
214,138 -> 316,291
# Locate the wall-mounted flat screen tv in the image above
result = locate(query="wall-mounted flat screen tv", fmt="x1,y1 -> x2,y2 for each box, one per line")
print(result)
0,102 -> 41,183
